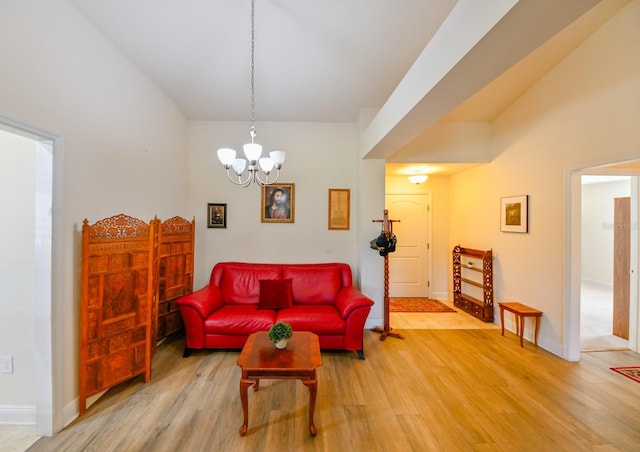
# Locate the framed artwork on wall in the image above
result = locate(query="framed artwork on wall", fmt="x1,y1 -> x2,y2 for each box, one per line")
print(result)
261,183 -> 295,223
207,203 -> 227,228
328,188 -> 350,230
500,195 -> 528,233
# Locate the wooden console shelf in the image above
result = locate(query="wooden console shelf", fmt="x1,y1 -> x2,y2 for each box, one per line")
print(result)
452,245 -> 494,322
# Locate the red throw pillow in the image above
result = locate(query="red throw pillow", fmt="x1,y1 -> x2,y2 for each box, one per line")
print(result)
258,279 -> 293,310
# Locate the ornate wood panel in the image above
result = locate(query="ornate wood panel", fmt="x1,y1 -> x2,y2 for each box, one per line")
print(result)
155,216 -> 195,340
80,214 -> 155,414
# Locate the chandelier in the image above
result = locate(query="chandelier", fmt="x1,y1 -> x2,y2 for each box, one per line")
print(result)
408,170 -> 428,184
216,0 -> 285,187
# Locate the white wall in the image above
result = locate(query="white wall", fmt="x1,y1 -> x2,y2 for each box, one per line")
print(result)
0,132 -> 37,409
187,120 -> 385,326
0,0 -> 188,430
448,0 -> 640,357
188,121 -> 358,283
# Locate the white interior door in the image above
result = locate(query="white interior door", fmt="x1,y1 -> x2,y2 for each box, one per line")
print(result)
385,194 -> 431,298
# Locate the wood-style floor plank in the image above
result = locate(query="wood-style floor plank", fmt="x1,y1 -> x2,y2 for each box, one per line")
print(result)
27,329 -> 640,451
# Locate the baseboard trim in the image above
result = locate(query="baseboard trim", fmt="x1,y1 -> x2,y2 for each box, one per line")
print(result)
0,404 -> 35,425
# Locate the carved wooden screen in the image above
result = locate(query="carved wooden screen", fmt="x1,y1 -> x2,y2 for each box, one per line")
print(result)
80,214 -> 155,414
155,216 -> 195,340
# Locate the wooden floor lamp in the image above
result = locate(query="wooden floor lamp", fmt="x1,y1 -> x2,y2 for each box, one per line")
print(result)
371,209 -> 404,341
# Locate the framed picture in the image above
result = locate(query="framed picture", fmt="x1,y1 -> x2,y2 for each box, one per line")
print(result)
328,188 -> 350,230
261,183 -> 295,223
207,203 -> 227,228
501,195 -> 528,233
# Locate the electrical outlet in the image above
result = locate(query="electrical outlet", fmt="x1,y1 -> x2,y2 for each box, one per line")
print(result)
0,355 -> 13,374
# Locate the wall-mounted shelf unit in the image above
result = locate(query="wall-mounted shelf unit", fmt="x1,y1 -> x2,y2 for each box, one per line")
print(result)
452,245 -> 493,322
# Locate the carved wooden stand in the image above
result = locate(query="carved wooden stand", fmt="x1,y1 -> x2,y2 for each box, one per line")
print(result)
371,209 -> 404,341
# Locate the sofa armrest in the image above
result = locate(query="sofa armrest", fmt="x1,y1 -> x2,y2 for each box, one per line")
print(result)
335,286 -> 374,319
176,285 -> 223,319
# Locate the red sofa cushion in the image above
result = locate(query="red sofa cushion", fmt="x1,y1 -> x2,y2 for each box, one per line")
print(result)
283,265 -> 342,304
221,264 -> 282,304
204,305 -> 276,335
276,305 -> 345,335
258,279 -> 293,310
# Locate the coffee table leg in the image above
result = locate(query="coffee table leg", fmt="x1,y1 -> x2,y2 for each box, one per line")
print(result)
302,378 -> 318,437
239,378 -> 254,436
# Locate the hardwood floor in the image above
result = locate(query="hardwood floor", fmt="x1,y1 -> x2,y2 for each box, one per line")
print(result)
389,298 -> 500,330
23,328 -> 640,451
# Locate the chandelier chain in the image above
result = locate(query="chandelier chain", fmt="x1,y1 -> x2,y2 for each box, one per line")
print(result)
215,0 -> 285,187
250,0 -> 256,140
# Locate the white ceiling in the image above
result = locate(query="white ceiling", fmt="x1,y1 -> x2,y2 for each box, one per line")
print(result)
69,0 -> 627,175
70,0 -> 458,122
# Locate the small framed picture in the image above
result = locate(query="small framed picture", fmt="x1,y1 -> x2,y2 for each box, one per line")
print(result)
261,183 -> 295,223
207,203 -> 227,228
328,189 -> 350,230
501,195 -> 528,233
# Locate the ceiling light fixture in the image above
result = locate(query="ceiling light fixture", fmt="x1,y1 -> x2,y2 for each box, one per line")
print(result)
408,170 -> 428,184
216,0 -> 285,187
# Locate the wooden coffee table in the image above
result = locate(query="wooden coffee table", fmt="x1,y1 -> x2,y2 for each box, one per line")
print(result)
237,331 -> 322,436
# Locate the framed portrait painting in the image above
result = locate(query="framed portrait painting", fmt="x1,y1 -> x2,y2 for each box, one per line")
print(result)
261,183 -> 295,223
328,188 -> 350,230
207,203 -> 227,228
500,195 -> 528,233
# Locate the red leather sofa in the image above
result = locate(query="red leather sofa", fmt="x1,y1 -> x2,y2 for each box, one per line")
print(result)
176,262 -> 374,359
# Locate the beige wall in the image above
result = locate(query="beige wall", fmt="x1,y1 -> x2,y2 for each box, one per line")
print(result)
449,0 -> 640,356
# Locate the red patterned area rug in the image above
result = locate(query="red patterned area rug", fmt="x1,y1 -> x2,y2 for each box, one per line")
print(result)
390,298 -> 456,313
610,366 -> 640,384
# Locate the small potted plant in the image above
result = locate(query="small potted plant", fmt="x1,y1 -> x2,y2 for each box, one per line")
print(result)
268,321 -> 293,349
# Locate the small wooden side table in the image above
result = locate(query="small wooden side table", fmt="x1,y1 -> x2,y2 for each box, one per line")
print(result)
237,331 -> 322,436
498,302 -> 543,347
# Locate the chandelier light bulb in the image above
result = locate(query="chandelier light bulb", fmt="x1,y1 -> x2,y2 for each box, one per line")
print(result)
270,150 -> 286,168
259,157 -> 274,173
231,158 -> 247,175
217,148 -> 237,167
243,142 -> 262,161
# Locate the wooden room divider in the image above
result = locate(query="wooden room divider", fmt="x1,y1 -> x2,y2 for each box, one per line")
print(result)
155,216 -> 195,341
79,214 -> 194,414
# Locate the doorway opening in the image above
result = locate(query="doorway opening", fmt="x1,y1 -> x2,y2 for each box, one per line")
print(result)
581,175 -> 633,351
0,114 -> 63,436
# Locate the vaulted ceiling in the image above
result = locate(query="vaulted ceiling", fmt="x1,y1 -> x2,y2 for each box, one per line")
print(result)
69,0 -> 627,174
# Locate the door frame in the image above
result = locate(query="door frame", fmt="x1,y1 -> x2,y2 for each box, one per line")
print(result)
565,154 -> 640,361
